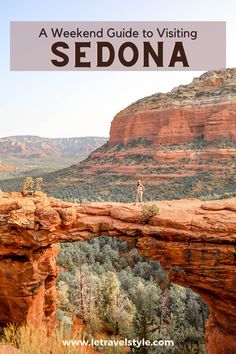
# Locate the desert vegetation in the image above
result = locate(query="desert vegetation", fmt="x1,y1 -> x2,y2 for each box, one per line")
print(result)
2,323 -> 73,354
0,237 -> 208,354
1,138 -> 235,203
55,237 -> 208,354
0,138 -> 234,353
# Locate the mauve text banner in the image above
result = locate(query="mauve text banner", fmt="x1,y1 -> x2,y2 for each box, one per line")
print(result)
10,21 -> 226,71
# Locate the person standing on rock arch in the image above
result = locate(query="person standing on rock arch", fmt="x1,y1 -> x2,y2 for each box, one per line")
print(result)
135,180 -> 145,205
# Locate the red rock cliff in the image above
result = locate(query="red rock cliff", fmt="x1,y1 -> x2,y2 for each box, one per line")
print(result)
0,192 -> 235,353
109,68 -> 236,145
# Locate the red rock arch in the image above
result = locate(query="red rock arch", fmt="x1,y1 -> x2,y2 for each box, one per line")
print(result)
0,192 -> 235,354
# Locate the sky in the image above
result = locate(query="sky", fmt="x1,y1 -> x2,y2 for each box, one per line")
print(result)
0,0 -> 235,138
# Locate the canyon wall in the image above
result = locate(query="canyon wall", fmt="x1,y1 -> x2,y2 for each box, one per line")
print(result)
109,68 -> 236,145
0,192 -> 235,354
40,68 -> 236,203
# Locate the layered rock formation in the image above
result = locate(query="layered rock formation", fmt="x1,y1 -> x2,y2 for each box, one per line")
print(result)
0,192 -> 235,354
110,68 -> 236,145
32,68 -> 236,203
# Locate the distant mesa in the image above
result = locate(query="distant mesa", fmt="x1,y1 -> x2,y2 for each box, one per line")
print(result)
0,136 -> 108,156
0,136 -> 108,180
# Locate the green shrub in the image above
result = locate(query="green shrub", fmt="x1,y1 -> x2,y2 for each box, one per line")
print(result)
141,204 -> 159,224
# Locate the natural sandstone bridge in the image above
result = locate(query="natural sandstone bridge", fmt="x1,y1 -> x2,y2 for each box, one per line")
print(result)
0,192 -> 235,354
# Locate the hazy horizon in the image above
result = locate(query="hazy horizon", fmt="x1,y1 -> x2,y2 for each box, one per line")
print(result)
0,134 -> 109,139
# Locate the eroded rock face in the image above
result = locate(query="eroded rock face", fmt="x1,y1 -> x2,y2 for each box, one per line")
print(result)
19,69 -> 235,204
0,192 -> 235,354
46,69 -> 236,203
0,244 -> 59,329
109,68 -> 236,145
